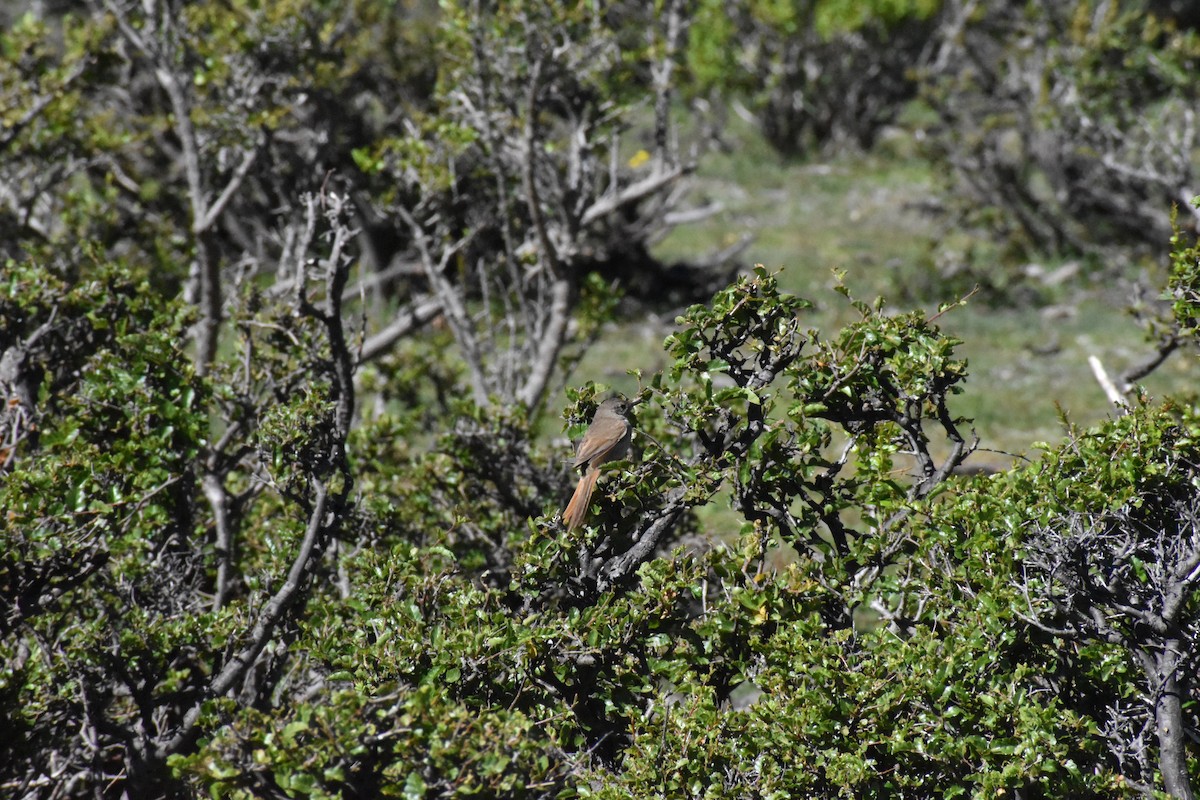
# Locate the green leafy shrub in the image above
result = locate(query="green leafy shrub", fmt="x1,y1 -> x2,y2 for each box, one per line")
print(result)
688,0 -> 941,154
923,0 -> 1200,268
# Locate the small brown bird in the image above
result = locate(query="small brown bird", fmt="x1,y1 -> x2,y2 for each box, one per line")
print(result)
562,396 -> 635,530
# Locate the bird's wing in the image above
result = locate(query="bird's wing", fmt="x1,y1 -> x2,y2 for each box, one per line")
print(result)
573,427 -> 626,469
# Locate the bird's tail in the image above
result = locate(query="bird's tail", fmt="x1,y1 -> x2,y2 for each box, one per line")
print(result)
562,470 -> 600,530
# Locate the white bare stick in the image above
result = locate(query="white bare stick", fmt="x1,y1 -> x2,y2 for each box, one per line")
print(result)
1088,354 -> 1129,413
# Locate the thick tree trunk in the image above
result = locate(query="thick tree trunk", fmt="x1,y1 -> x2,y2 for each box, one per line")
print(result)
1154,649 -> 1195,800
